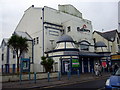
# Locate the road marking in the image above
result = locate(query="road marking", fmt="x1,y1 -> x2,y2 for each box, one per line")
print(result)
42,77 -> 108,89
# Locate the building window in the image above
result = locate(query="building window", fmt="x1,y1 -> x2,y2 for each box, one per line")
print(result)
117,38 -> 119,44
36,37 -> 39,44
111,46 -> 112,52
118,45 -> 120,52
49,30 -> 59,36
67,26 -> 71,32
13,50 -> 16,58
80,44 -> 89,51
34,37 -> 39,45
77,27 -> 80,31
2,54 -> 4,61
80,41 -> 90,51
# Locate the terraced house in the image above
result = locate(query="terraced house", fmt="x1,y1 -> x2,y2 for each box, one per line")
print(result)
93,30 -> 120,67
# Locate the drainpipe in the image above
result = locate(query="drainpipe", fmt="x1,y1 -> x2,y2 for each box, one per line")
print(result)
6,45 -> 9,64
42,8 -> 45,56
32,40 -> 34,63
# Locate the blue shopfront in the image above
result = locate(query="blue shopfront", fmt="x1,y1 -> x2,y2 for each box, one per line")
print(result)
60,56 -> 80,75
79,51 -> 102,73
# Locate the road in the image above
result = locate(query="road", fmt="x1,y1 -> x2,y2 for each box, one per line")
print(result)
42,77 -> 108,89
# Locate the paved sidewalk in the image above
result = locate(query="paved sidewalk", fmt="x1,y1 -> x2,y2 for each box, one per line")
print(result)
2,72 -> 111,89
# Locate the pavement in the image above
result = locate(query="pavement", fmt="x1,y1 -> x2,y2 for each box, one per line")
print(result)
2,72 -> 111,89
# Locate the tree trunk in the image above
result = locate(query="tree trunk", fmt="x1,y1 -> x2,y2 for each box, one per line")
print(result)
17,54 -> 20,73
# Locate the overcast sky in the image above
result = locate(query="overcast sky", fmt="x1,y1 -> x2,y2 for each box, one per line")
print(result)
0,0 -> 119,43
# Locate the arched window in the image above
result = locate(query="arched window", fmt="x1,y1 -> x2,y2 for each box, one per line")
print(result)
79,41 -> 90,51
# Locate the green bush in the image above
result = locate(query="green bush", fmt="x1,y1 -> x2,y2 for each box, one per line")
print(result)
41,56 -> 54,73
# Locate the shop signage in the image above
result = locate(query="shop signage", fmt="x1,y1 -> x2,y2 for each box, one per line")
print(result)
111,55 -> 120,60
72,59 -> 80,68
77,24 -> 90,32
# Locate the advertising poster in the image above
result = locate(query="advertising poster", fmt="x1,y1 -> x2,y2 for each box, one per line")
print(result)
72,59 -> 80,68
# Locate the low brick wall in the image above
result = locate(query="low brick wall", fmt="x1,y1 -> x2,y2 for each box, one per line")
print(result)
1,72 -> 58,82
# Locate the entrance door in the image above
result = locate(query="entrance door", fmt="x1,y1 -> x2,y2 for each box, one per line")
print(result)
5,64 -> 9,73
61,60 -> 70,75
90,60 -> 94,72
83,59 -> 88,73
12,64 -> 16,73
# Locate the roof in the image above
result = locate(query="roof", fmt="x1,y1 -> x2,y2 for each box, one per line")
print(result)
0,38 -> 9,47
94,30 -> 118,42
3,38 -> 9,44
14,31 -> 32,40
57,34 -> 74,43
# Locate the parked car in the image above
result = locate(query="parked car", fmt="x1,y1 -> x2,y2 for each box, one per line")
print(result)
105,68 -> 120,90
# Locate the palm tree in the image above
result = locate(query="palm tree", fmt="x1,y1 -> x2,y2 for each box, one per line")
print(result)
8,34 -> 28,73
41,56 -> 54,73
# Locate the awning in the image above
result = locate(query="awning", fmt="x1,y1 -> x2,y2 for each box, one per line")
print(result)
79,51 -> 103,57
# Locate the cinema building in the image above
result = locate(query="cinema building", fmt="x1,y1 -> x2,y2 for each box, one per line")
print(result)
1,4 -> 104,74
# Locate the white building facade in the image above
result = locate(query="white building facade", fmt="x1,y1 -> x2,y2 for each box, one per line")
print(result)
1,4 -> 102,74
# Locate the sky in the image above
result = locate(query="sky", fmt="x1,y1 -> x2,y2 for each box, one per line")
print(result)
0,0 -> 119,43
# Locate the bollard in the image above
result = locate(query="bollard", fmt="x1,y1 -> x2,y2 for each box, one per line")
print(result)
58,71 -> 61,80
28,72 -> 31,83
67,71 -> 70,80
20,72 -> 22,84
77,69 -> 80,78
34,72 -> 36,83
48,72 -> 50,82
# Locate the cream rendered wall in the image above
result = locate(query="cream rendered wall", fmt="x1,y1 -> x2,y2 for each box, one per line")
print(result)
15,6 -> 44,72
9,49 -> 16,65
44,6 -> 93,51
93,32 -> 108,52
1,46 -> 7,65
63,19 -> 94,51
111,34 -> 120,54
64,20 -> 92,41
58,4 -> 82,18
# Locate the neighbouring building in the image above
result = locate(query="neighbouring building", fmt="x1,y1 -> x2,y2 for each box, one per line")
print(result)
0,32 -> 33,73
93,30 -> 120,67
